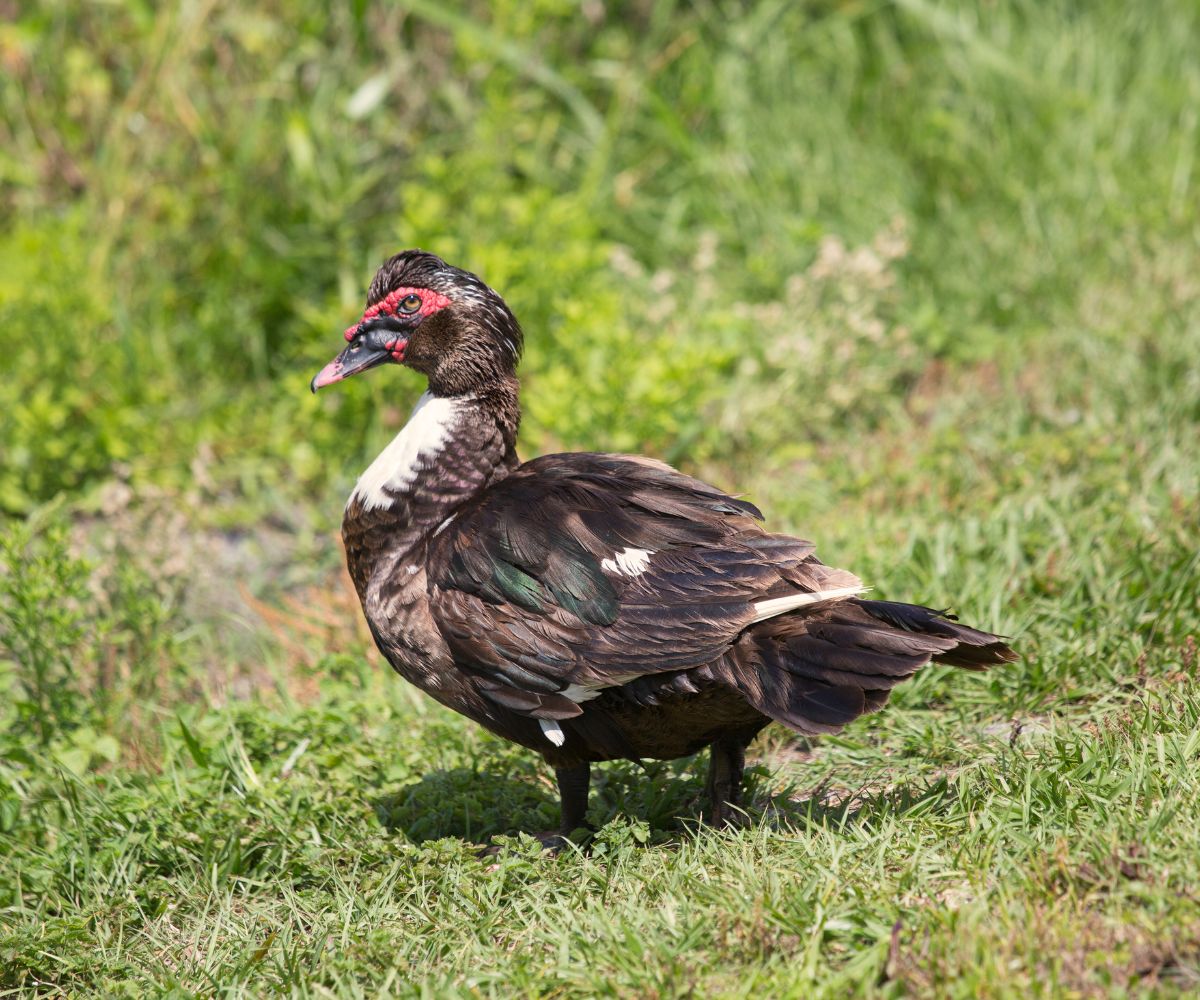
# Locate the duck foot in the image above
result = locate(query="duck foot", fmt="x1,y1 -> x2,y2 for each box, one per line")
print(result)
533,824 -> 597,854
706,803 -> 751,829
476,763 -> 596,858
477,824 -> 593,858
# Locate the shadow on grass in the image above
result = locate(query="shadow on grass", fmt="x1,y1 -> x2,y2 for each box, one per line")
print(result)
373,768 -> 559,844
373,742 -> 962,846
373,756 -> 791,846
769,774 -> 962,833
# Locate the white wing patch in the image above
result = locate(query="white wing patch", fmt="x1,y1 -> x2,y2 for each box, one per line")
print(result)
539,719 -> 566,746
750,585 -> 866,624
562,683 -> 601,704
349,392 -> 461,511
562,672 -> 646,704
600,547 -> 654,577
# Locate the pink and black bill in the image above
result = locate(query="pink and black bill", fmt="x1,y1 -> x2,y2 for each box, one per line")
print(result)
311,316 -> 407,392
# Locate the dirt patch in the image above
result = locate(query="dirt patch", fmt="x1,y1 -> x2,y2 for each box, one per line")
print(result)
71,479 -> 366,706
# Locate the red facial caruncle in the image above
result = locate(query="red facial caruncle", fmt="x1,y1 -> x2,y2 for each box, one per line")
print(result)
343,286 -> 454,358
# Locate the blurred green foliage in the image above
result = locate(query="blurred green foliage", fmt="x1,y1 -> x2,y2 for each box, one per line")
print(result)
2,0 -> 1196,512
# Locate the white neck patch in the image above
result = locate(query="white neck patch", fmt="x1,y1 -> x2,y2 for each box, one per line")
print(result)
349,391 -> 461,511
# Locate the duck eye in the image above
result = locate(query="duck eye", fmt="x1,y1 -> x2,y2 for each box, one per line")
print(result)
398,293 -> 422,314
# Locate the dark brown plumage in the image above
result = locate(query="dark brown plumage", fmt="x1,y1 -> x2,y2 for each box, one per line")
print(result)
312,250 -> 1017,842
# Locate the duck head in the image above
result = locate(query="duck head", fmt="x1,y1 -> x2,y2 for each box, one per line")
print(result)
311,250 -> 523,397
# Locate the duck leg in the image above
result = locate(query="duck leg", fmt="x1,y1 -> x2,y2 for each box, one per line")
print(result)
528,764 -> 592,851
705,734 -> 752,827
554,762 -> 592,836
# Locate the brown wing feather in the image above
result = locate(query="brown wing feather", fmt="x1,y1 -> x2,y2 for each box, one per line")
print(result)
713,598 -> 1017,734
425,453 -> 856,716
425,452 -> 1015,737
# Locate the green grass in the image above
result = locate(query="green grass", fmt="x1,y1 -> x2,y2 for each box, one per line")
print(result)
2,0 -> 1199,995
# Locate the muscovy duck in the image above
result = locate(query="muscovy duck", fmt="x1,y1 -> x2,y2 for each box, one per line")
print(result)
311,250 -> 1016,842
